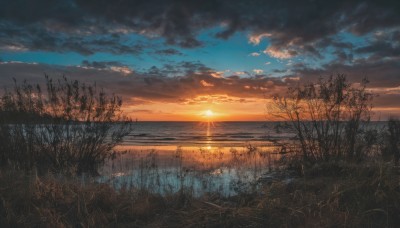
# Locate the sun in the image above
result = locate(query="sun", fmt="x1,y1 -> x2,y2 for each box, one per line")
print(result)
205,110 -> 213,117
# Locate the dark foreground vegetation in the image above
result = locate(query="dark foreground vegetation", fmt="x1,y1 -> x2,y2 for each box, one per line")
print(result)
0,75 -> 399,227
1,161 -> 399,227
0,76 -> 131,175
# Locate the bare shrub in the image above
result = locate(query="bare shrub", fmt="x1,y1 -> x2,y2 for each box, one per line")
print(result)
0,76 -> 132,175
270,74 -> 374,163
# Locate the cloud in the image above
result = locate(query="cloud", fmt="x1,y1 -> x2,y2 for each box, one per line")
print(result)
0,57 -> 399,112
273,69 -> 287,73
278,58 -> 400,112
264,47 -> 296,59
0,61 -> 291,105
0,24 -> 145,55
109,66 -> 133,75
154,48 -> 184,56
81,60 -> 124,69
252,69 -> 264,74
80,60 -> 133,74
200,80 -> 214,87
249,52 -> 260,57
249,33 -> 272,45
354,31 -> 400,61
289,58 -> 400,88
332,50 -> 353,63
0,0 -> 399,57
0,44 -> 28,51
182,95 -> 253,105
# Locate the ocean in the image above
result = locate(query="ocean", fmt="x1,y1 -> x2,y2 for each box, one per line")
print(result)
123,121 -> 293,147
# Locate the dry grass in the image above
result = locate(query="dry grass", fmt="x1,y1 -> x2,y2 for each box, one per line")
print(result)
0,161 -> 399,227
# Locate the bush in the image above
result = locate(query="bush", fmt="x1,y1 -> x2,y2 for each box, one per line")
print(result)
0,76 -> 132,176
271,74 -> 374,163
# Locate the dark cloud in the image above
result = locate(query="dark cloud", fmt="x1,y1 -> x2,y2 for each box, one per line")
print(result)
0,0 -> 81,25
1,0 -> 400,55
288,58 -> 400,88
0,59 -> 399,111
81,60 -> 124,69
273,69 -> 287,73
142,61 -> 211,78
0,23 -> 145,55
332,50 -> 353,63
355,41 -> 400,61
0,61 -> 290,105
154,48 -> 183,56
373,94 -> 400,109
276,58 -> 400,112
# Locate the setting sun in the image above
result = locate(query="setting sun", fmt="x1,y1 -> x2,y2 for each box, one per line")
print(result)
205,110 -> 213,117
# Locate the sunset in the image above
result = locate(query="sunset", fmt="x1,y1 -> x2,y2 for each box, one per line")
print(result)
0,1 -> 400,121
1,0 -> 400,227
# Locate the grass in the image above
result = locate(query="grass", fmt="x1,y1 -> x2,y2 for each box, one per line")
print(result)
1,161 -> 399,227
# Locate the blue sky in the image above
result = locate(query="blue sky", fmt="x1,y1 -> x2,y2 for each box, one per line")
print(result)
0,29 -> 279,73
0,26 -> 368,78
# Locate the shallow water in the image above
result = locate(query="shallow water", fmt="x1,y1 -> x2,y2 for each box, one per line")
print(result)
98,121 -> 386,195
100,121 -> 296,196
99,144 -> 283,196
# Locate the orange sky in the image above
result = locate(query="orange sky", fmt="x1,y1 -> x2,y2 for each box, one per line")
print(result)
125,97 -> 271,121
124,96 -> 400,121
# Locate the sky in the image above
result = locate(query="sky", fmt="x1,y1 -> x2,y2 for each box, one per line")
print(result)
0,0 -> 399,121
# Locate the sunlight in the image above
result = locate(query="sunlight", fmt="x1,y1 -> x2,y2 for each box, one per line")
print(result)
205,109 -> 213,117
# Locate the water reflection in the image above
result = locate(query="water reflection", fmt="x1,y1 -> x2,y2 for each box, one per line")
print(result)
99,144 -> 282,196
206,121 -> 211,137
103,121 -> 292,196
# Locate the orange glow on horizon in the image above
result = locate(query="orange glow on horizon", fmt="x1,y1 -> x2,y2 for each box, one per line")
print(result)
124,97 -> 281,121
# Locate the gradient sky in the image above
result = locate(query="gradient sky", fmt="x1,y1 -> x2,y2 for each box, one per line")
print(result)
0,0 -> 399,121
